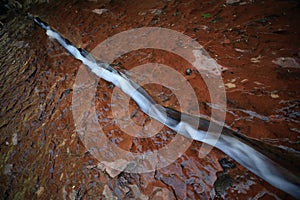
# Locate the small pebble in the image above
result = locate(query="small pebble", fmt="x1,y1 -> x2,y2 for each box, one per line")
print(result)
225,82 -> 236,89
186,68 -> 192,75
271,93 -> 279,99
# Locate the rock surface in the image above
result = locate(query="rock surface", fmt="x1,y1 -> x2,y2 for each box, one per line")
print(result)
1,0 -> 299,199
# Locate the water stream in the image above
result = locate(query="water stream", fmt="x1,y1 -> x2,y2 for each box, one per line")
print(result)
30,16 -> 300,198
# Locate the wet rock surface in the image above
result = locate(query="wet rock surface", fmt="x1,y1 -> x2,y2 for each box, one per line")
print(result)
1,0 -> 300,199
